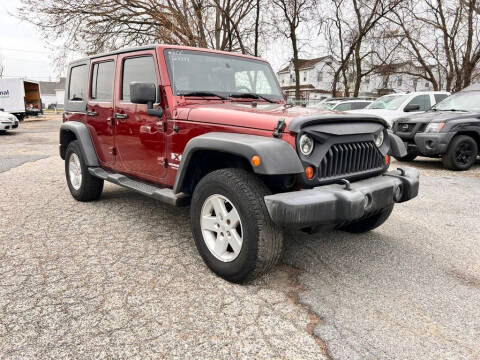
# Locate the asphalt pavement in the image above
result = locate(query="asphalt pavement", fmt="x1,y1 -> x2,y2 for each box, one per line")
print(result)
1,115 -> 479,359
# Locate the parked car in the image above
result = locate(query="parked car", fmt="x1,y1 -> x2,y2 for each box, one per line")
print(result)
60,44 -> 418,282
312,99 -> 373,111
392,84 -> 480,170
0,108 -> 19,134
348,91 -> 450,127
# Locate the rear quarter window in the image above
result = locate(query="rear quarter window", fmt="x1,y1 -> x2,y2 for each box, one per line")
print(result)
68,65 -> 88,101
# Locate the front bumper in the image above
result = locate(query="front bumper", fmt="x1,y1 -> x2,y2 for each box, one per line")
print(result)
413,132 -> 454,155
0,121 -> 17,130
264,167 -> 419,229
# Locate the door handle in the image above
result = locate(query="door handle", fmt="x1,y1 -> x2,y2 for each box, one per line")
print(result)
113,113 -> 128,121
86,110 -> 97,116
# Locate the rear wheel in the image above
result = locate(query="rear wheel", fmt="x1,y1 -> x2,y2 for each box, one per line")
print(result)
65,140 -> 104,201
190,168 -> 283,283
394,153 -> 417,162
340,204 -> 394,233
442,135 -> 478,171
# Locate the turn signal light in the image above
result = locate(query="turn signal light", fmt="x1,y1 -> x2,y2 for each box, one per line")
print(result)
385,155 -> 390,165
305,166 -> 314,180
251,155 -> 261,167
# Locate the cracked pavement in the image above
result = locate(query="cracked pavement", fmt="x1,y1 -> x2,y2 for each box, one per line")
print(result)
1,116 -> 480,359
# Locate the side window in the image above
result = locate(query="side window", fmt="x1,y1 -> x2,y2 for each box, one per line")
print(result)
335,103 -> 352,111
351,102 -> 369,110
407,95 -> 431,111
434,94 -> 448,103
91,61 -> 115,101
68,65 -> 87,101
122,56 -> 157,101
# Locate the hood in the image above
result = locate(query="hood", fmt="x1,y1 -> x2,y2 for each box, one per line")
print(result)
0,111 -> 14,121
347,108 -> 402,121
174,102 -> 385,132
394,110 -> 477,124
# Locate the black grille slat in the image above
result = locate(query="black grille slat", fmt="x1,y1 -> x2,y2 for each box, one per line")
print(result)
318,141 -> 384,180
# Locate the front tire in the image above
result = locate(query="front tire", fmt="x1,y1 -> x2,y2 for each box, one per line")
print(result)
340,204 -> 394,233
190,168 -> 283,283
442,135 -> 478,171
65,140 -> 104,201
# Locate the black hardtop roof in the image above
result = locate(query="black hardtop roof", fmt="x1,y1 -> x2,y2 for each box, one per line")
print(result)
71,45 -> 157,64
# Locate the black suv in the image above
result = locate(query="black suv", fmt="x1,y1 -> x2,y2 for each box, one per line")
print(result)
392,84 -> 480,170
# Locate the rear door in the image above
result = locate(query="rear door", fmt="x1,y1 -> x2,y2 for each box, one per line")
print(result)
113,51 -> 167,181
86,56 -> 116,168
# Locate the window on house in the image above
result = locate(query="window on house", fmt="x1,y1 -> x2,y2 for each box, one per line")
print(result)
317,72 -> 323,82
303,72 -> 307,82
425,82 -> 430,88
397,77 -> 403,87
68,65 -> 87,101
364,76 -> 370,84
91,61 -> 115,101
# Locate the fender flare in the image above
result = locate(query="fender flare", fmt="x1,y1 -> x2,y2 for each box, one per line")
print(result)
387,131 -> 408,158
173,132 -> 304,194
59,121 -> 100,167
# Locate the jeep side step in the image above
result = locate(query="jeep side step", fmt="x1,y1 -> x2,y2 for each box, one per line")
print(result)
88,167 -> 191,206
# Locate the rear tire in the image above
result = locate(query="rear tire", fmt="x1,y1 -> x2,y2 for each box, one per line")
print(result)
394,153 -> 417,162
442,135 -> 478,171
340,204 -> 394,233
190,168 -> 283,283
65,140 -> 104,201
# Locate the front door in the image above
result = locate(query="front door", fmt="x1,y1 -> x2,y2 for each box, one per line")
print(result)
86,56 -> 116,168
113,51 -> 167,181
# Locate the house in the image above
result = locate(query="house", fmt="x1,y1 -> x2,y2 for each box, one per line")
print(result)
277,58 -> 445,101
277,57 -> 337,102
38,77 -> 66,108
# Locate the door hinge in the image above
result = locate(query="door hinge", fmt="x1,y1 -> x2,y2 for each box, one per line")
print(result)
273,118 -> 286,138
109,147 -> 117,155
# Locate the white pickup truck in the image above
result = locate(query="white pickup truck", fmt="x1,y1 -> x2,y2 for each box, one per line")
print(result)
348,91 -> 450,127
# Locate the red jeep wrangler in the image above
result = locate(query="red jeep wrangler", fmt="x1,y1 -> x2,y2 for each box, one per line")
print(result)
60,45 -> 419,282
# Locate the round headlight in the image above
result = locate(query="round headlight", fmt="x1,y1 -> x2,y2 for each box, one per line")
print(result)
299,134 -> 314,156
374,131 -> 384,148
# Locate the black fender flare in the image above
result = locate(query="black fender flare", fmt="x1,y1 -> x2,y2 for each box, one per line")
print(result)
59,121 -> 100,167
387,131 -> 407,158
173,132 -> 304,194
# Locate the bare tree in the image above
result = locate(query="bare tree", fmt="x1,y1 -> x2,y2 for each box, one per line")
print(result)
271,0 -> 314,100
322,0 -> 402,97
18,0 -> 259,58
391,0 -> 480,92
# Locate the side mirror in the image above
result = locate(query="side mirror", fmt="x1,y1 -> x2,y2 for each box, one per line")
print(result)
404,104 -> 420,112
130,82 -> 163,117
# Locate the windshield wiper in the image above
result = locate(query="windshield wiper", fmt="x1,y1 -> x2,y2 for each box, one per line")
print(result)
439,109 -> 467,112
178,91 -> 229,100
229,93 -> 275,103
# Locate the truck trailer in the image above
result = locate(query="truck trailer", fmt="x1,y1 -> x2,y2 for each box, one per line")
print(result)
0,78 -> 42,120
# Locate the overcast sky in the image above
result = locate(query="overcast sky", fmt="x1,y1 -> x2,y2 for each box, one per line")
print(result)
0,1 -> 318,82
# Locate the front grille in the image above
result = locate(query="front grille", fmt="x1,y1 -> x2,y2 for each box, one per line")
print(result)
396,122 -> 415,132
318,141 -> 384,179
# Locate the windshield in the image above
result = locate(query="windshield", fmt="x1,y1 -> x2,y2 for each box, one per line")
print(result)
164,49 -> 283,101
432,91 -> 480,112
367,94 -> 409,110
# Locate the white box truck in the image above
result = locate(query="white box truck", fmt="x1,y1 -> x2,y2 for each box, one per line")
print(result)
0,78 -> 42,121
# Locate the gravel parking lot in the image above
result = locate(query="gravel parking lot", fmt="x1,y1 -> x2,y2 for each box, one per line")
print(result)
1,116 -> 479,359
